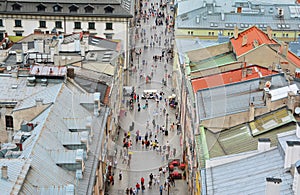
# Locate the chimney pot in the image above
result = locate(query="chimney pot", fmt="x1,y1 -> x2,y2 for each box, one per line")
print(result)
234,26 -> 239,39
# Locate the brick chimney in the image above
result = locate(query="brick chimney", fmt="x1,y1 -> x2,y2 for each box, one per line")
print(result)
249,102 -> 255,121
284,141 -> 300,170
265,177 -> 281,195
258,138 -> 271,152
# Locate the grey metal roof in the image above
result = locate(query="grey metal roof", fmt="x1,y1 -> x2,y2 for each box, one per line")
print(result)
197,73 -> 288,121
289,38 -> 300,57
205,147 -> 293,195
0,0 -> 132,18
13,83 -> 63,111
176,1 -> 300,31
0,76 -> 59,103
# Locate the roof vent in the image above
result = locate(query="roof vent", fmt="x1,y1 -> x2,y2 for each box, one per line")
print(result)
242,35 -> 248,46
27,76 -> 36,87
253,39 -> 259,48
265,177 -> 281,195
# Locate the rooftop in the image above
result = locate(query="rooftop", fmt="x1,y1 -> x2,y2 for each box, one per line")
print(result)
205,147 -> 293,194
230,26 -> 276,57
191,65 -> 276,92
205,108 -> 295,158
196,73 -> 288,121
176,0 -> 299,32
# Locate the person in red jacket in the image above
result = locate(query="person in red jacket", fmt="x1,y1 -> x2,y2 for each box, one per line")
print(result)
141,177 -> 145,185
136,183 -> 140,193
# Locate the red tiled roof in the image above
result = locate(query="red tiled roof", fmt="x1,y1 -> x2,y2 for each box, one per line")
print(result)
287,51 -> 300,67
230,26 -> 276,57
191,65 -> 277,93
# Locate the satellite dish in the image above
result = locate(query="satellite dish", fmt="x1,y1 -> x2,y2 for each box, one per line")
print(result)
295,107 -> 300,114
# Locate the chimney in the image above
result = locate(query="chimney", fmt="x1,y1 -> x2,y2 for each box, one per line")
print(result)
82,35 -> 89,51
80,42 -> 86,57
22,42 -> 28,53
267,26 -> 273,40
263,88 -> 271,111
258,138 -> 271,152
242,68 -> 247,78
94,92 -> 101,116
265,177 -> 281,195
287,91 -> 296,113
67,68 -> 75,79
1,166 -> 8,180
249,102 -> 255,121
284,141 -> 300,170
242,35 -> 248,46
281,42 -> 288,57
233,26 -> 239,39
296,122 -> 300,139
293,160 -> 300,194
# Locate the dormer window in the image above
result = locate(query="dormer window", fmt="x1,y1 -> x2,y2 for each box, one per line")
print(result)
37,3 -> 46,12
104,5 -> 114,13
69,4 -> 79,13
12,3 -> 22,11
85,4 -> 94,13
53,4 -> 62,12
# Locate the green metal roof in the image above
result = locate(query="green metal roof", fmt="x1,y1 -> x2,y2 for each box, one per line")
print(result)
190,53 -> 236,72
204,108 -> 296,159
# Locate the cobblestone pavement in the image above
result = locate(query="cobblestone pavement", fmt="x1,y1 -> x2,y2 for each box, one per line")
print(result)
107,0 -> 188,194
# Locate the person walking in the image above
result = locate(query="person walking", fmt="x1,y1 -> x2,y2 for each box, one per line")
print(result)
159,185 -> 163,195
141,177 -> 145,186
136,183 -> 140,194
119,170 -> 123,180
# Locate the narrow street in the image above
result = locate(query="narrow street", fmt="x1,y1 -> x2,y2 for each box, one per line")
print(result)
107,0 -> 188,194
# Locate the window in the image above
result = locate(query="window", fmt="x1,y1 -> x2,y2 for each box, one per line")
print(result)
106,23 -> 113,30
286,33 -> 288,37
53,4 -> 62,12
12,3 -> 22,11
88,22 -> 95,30
104,6 -> 114,13
69,4 -> 79,13
15,31 -> 22,36
208,32 -> 211,36
37,3 -> 46,12
55,21 -> 62,28
15,20 -> 22,27
274,33 -> 276,37
227,32 -> 230,36
0,19 -> 3,27
39,21 -> 46,28
212,32 -> 214,36
85,5 -> 94,13
5,115 -> 13,129
74,22 -> 81,29
191,31 -> 193,35
105,33 -> 113,40
231,32 -> 233,36
188,31 -> 190,35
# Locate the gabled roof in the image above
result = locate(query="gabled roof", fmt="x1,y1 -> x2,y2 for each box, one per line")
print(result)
192,65 -> 277,92
230,26 -> 276,57
230,26 -> 300,66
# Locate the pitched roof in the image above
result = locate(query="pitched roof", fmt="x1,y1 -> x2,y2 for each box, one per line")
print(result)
205,147 -> 293,195
230,26 -> 276,57
192,65 -> 277,92
196,73 -> 288,121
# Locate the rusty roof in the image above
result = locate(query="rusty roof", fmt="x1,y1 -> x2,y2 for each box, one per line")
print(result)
29,65 -> 67,77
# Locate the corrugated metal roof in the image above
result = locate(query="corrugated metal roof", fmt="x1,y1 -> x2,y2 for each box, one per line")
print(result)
197,73 -> 288,121
0,159 -> 27,194
13,83 -> 62,111
205,148 -> 293,194
269,84 -> 299,101
29,65 -> 67,77
205,109 -> 295,158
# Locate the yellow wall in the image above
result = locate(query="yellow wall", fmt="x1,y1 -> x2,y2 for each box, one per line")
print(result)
176,28 -> 300,42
